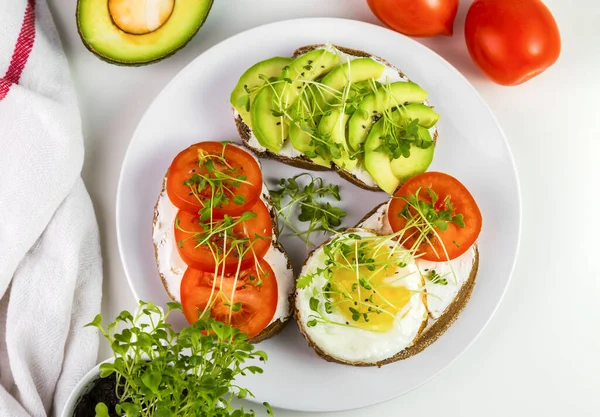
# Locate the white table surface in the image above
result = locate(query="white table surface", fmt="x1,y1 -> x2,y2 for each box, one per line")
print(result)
47,1 -> 600,415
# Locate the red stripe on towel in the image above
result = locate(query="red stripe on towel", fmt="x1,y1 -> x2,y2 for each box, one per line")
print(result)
0,0 -> 36,101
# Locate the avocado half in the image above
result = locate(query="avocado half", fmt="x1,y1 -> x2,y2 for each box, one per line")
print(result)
77,0 -> 214,66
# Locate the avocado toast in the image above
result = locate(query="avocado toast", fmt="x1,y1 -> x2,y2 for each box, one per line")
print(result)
231,44 -> 439,194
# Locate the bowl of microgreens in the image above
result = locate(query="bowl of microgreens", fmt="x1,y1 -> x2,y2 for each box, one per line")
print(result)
62,301 -> 273,417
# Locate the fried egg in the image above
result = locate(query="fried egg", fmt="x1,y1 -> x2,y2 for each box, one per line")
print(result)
295,230 -> 428,365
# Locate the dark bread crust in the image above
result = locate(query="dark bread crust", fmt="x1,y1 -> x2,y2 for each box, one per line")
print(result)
234,43 -> 437,193
293,209 -> 479,366
248,236 -> 295,343
152,171 -> 295,343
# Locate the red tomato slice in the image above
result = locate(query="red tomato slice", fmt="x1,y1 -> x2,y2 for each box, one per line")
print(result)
388,172 -> 482,261
166,142 -> 262,217
180,259 -> 278,338
174,199 -> 272,273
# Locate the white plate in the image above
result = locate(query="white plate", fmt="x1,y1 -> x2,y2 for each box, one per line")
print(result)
116,18 -> 521,412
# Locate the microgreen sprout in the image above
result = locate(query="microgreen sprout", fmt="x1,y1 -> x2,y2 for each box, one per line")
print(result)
85,301 -> 271,417
426,270 -> 448,286
269,174 -> 346,248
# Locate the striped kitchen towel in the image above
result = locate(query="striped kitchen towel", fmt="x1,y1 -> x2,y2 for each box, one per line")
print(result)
0,1 -> 102,416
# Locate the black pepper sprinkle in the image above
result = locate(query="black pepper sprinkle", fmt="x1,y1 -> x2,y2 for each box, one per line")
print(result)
362,125 -> 366,129
301,72 -> 305,76
354,301 -> 358,306
368,307 -> 372,312
308,60 -> 313,64
345,321 -> 349,325
276,122 -> 281,125
321,65 -> 325,68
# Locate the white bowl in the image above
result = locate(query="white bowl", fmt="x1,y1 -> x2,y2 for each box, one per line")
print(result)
60,359 -> 112,417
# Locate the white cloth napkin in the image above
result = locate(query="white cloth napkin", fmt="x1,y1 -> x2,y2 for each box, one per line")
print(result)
0,1 -> 102,416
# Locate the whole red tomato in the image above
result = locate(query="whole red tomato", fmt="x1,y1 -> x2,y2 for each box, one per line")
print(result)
465,0 -> 561,85
367,0 -> 459,37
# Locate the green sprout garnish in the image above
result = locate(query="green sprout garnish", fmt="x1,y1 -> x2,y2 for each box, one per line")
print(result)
427,270 -> 448,286
86,302 -> 271,417
269,173 -> 346,248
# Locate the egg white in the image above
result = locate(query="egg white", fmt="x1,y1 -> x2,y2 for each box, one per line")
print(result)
152,175 -> 294,326
296,230 -> 427,364
358,201 -> 478,319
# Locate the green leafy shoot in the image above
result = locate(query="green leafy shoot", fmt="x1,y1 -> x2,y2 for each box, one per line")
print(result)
269,173 -> 346,248
426,269 -> 448,286
85,302 -> 270,417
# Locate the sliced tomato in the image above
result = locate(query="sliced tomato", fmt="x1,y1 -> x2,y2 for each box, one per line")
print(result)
180,259 -> 278,338
166,141 -> 262,217
174,199 -> 272,273
388,172 -> 482,261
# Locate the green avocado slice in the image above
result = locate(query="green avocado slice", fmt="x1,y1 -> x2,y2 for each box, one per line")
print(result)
390,126 -> 435,182
230,57 -> 293,128
253,49 -> 339,153
273,49 -> 340,111
251,87 -> 288,152
77,0 -> 213,65
317,109 -> 356,170
317,58 -> 385,108
348,82 -> 428,151
364,105 -> 438,194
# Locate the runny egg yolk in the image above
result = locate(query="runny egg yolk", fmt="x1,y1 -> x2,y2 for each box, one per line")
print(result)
329,243 -> 415,332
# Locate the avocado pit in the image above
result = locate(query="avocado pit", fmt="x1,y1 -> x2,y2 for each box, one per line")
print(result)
108,0 -> 174,35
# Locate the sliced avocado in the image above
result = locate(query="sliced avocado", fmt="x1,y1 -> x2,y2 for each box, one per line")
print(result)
230,57 -> 292,128
364,108 -> 436,193
288,122 -> 331,167
390,127 -> 434,181
77,0 -> 213,65
274,49 -> 340,112
396,104 -> 440,129
251,87 -> 288,152
318,58 -> 385,107
363,120 -> 400,194
348,82 -> 428,151
254,49 -> 339,154
317,109 -> 356,170
288,99 -> 332,168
